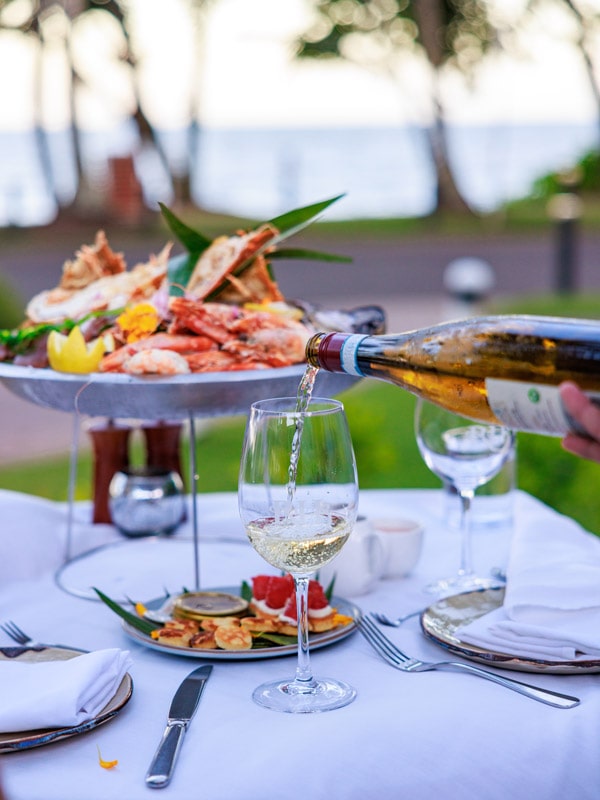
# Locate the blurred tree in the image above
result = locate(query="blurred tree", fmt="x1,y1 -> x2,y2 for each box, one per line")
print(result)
296,0 -> 500,215
0,0 -> 212,221
116,0 -> 214,209
0,0 -> 58,208
524,0 -> 600,143
73,0 -> 174,209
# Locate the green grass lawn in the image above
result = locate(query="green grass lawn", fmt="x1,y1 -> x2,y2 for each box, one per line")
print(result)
1,379 -> 599,534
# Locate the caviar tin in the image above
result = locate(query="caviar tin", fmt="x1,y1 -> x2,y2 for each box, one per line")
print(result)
173,591 -> 249,620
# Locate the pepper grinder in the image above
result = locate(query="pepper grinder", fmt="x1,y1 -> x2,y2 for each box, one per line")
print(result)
88,420 -> 132,524
142,420 -> 186,491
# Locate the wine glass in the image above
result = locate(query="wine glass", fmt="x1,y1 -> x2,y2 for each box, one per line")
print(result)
415,399 -> 515,596
238,396 -> 359,713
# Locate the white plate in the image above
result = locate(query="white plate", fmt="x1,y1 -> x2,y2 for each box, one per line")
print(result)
421,587 -> 600,674
122,587 -> 359,661
0,362 -> 357,419
0,646 -> 133,753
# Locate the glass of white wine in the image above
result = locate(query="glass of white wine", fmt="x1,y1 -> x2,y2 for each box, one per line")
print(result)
238,396 -> 359,713
415,399 -> 515,597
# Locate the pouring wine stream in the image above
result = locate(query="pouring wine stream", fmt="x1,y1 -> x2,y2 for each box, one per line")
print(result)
285,365 -> 319,514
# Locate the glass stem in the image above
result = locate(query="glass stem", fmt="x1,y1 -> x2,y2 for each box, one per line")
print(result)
293,575 -> 317,690
188,413 -> 200,591
458,489 -> 475,578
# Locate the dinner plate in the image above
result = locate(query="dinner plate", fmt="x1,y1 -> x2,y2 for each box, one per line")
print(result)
0,362 -> 357,419
121,587 -> 359,660
421,587 -> 600,674
0,646 -> 133,753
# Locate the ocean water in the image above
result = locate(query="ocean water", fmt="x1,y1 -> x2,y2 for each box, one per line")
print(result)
0,122 -> 597,226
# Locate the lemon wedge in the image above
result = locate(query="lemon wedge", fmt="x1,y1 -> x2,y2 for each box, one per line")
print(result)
47,326 -> 110,374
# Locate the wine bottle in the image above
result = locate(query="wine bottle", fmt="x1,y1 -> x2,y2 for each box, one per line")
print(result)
305,315 -> 600,436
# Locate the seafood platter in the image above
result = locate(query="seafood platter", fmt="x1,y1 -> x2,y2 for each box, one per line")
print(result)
0,198 -> 384,419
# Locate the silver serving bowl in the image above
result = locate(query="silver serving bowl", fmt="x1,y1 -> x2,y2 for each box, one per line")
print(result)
0,363 -> 358,420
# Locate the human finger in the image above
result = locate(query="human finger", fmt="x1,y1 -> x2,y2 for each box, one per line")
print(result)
561,432 -> 600,464
559,381 -> 600,440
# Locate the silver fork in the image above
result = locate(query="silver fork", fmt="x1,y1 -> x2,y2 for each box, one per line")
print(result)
371,610 -> 422,627
357,614 -> 580,709
1,621 -> 43,646
0,621 -> 74,652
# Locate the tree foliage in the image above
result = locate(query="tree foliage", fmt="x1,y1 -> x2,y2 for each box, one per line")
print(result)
523,0 -> 600,142
297,0 -> 497,73
296,0 -> 500,215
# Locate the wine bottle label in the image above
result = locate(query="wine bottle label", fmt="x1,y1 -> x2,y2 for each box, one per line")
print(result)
340,334 -> 368,376
486,378 -> 600,436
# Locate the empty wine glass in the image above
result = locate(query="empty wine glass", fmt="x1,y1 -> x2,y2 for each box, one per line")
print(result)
238,396 -> 359,713
415,399 -> 515,596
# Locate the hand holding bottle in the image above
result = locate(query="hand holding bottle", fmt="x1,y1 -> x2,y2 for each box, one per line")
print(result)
560,381 -> 600,463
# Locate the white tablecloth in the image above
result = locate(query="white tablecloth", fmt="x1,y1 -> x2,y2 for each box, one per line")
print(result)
0,489 -> 598,800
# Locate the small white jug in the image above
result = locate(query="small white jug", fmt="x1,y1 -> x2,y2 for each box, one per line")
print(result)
373,517 -> 424,578
319,516 -> 385,597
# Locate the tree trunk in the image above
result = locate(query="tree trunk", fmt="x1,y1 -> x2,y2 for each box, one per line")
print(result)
171,121 -> 196,208
65,55 -> 93,216
117,0 -> 191,210
413,0 -> 473,215
562,0 -> 600,146
31,33 -> 59,212
427,76 -> 472,214
132,104 -> 172,188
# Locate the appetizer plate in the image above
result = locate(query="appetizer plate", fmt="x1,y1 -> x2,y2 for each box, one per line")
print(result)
121,587 -> 359,661
0,362 -> 357,420
421,587 -> 600,674
0,646 -> 133,753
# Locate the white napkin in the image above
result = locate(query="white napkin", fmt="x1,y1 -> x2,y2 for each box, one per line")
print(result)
0,648 -> 132,733
457,508 -> 600,661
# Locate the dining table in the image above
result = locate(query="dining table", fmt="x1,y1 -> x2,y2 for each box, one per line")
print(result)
0,486 -> 598,800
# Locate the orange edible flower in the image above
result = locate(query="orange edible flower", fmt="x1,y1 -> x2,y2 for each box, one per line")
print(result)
117,303 -> 160,343
332,613 -> 353,626
135,601 -> 148,616
97,746 -> 118,769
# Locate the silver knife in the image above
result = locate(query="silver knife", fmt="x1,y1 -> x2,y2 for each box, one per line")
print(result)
145,664 -> 213,788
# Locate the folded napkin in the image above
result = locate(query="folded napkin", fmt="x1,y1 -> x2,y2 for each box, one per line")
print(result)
0,648 -> 132,733
457,507 -> 600,661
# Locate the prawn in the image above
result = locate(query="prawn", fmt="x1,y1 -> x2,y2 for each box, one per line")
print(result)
122,349 -> 191,376
99,333 -> 215,372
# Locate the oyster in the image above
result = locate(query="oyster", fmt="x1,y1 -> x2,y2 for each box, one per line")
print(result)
293,301 -> 386,335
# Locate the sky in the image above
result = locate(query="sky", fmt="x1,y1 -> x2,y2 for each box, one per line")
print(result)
0,0 -> 598,133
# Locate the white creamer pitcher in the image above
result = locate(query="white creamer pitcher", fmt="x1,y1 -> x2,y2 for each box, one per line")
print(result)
319,516 -> 385,597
